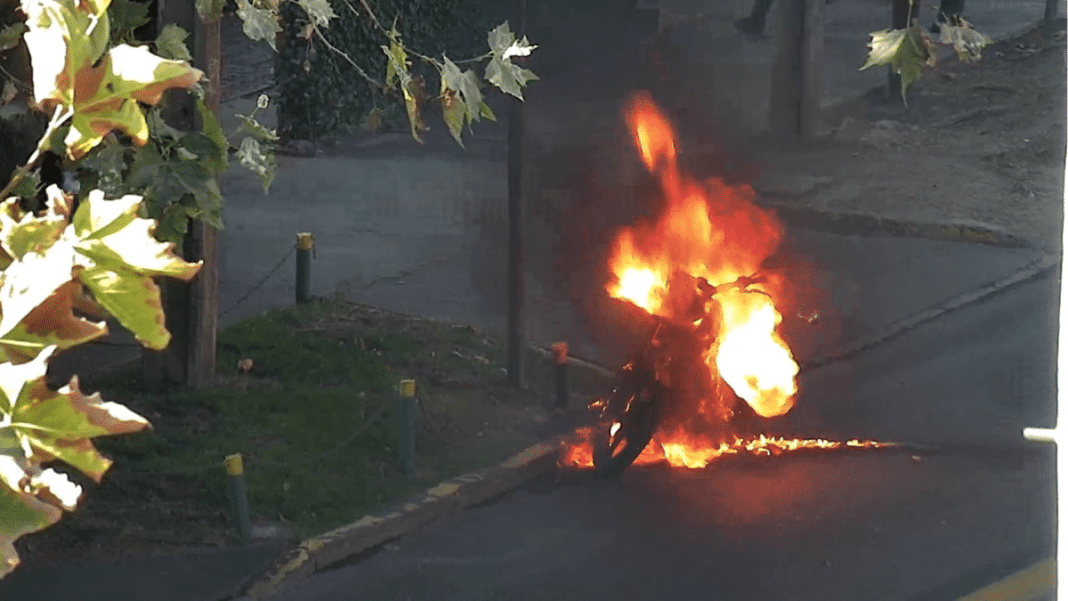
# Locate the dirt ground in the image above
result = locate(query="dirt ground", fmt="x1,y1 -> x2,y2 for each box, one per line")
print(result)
15,301 -> 607,566
764,21 -> 1067,253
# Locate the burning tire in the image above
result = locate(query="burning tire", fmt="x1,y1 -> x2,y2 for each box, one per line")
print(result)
592,364 -> 662,475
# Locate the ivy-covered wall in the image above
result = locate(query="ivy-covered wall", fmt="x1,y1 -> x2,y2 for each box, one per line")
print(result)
276,0 -> 506,142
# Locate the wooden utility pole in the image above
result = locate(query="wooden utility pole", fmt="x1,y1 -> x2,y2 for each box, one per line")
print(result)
769,0 -> 823,143
506,0 -> 527,390
145,0 -> 221,389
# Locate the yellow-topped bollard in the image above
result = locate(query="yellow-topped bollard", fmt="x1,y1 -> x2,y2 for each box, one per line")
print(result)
552,342 -> 569,410
225,453 -> 244,475
224,453 -> 252,542
296,232 -> 315,304
398,379 -> 417,476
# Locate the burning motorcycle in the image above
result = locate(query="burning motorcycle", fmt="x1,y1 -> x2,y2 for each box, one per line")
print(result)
590,272 -> 774,475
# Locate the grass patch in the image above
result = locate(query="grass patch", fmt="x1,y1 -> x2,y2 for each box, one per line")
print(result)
19,299 -> 611,562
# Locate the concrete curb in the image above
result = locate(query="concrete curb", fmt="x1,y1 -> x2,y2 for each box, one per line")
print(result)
235,438 -> 566,599
763,202 -> 1032,248
803,252 -> 1060,371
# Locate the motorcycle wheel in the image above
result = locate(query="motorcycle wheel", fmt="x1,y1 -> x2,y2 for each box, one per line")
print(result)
592,381 -> 660,476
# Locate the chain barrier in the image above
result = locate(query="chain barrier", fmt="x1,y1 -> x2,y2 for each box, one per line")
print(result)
219,243 -> 297,318
248,394 -> 396,470
117,393 -> 401,476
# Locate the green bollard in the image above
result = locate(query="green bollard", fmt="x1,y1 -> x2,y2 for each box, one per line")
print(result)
225,453 -> 252,543
398,379 -> 417,476
296,232 -> 314,303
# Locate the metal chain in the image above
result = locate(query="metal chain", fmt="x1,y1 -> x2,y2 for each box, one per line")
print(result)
118,395 -> 399,476
219,243 -> 297,318
249,394 -> 396,470
120,457 -> 227,477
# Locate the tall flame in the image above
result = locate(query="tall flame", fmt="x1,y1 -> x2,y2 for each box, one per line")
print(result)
607,92 -> 798,425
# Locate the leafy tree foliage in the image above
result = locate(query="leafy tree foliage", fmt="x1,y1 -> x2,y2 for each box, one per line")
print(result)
0,0 -> 538,579
862,10 -> 992,103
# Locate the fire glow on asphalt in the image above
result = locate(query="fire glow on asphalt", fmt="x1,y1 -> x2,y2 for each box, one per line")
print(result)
561,427 -> 898,470
563,92 -> 889,470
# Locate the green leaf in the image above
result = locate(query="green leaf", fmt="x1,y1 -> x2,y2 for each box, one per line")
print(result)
442,56 -> 483,119
0,196 -> 67,261
860,24 -> 935,104
235,136 -> 275,193
43,125 -> 71,157
0,481 -> 62,579
129,143 -> 225,226
126,142 -> 166,191
938,18 -> 992,63
235,0 -> 280,51
0,281 -> 108,364
381,36 -> 428,141
488,22 -> 537,60
42,42 -> 203,159
67,101 -> 148,160
196,95 -> 229,169
155,24 -> 192,62
487,22 -> 516,56
484,55 -> 538,100
297,0 -> 336,27
179,133 -> 227,172
70,190 -> 201,283
236,112 -> 279,142
78,133 -> 128,196
485,22 -> 537,100
7,352 -> 149,479
0,236 -> 81,341
7,170 -> 41,203
0,23 -> 27,53
78,265 -> 170,348
441,90 -> 465,147
22,0 -> 112,111
478,100 -> 496,121
382,37 -> 409,89
108,0 -> 150,37
155,203 -> 190,245
147,107 -> 185,141
440,56 -> 491,141
195,0 -> 226,20
402,77 -> 428,141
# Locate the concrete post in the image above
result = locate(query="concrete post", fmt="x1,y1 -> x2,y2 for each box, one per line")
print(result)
769,0 -> 823,143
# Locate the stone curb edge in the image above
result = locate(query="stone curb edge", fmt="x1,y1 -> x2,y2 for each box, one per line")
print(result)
233,437 -> 567,599
762,203 -> 1032,248
802,252 -> 1060,371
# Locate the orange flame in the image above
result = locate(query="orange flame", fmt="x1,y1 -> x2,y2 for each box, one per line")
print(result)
559,428 -> 895,471
608,93 -> 797,424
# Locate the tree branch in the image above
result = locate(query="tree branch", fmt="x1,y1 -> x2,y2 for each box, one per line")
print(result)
355,0 -> 386,34
312,25 -> 385,90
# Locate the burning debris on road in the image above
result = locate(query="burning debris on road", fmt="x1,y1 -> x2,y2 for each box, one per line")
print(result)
561,426 -> 898,470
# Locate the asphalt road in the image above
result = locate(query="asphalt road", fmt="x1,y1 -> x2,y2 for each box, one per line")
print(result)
242,247 -> 1058,601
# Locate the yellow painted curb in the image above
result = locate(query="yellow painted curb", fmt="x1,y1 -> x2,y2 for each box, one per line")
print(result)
958,558 -> 1055,601
238,434 -> 569,598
